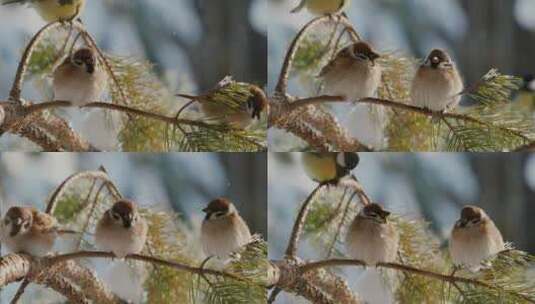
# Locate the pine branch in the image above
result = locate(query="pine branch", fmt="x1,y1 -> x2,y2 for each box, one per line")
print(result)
271,173 -> 535,303
298,258 -> 535,303
270,13 -> 534,151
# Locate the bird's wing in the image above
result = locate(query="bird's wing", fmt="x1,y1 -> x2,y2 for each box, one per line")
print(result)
31,210 -> 57,233
318,57 -> 338,77
290,0 -> 306,13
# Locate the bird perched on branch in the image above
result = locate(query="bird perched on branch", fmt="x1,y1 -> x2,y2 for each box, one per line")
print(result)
53,47 -> 107,107
291,0 -> 350,15
1,0 -> 85,22
0,206 -> 60,256
345,203 -> 398,265
410,49 -> 464,112
319,42 -> 381,102
201,198 -> 251,259
95,200 -> 148,258
183,85 -> 267,129
302,152 -> 359,185
449,205 -> 505,271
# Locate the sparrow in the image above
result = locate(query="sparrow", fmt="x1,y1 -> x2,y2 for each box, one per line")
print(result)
2,0 -> 85,22
319,42 -> 381,101
449,205 -> 505,271
410,49 -> 464,112
345,203 -> 398,266
291,0 -> 350,15
0,206 -> 58,256
95,200 -> 148,258
53,47 -> 107,107
302,152 -> 360,185
201,198 -> 252,259
195,86 -> 268,129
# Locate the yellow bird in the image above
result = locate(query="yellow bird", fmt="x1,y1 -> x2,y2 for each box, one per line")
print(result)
302,152 -> 359,184
291,0 -> 350,15
2,0 -> 85,22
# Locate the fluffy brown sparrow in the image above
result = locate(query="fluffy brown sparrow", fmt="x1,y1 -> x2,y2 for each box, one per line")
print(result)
95,200 -> 148,258
197,86 -> 268,129
449,205 -> 505,271
302,152 -> 359,184
345,203 -> 398,266
0,206 -> 58,256
410,49 -> 464,112
319,42 -> 381,101
291,0 -> 350,15
53,47 -> 107,107
201,198 -> 252,258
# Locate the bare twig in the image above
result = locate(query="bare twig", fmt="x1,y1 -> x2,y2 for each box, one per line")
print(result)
46,251 -> 252,284
45,170 -> 118,214
9,277 -> 30,304
275,15 -> 358,94
9,22 -> 62,101
285,184 -> 325,258
325,190 -> 356,258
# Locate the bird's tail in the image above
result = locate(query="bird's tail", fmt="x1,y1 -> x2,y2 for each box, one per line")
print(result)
290,0 -> 306,13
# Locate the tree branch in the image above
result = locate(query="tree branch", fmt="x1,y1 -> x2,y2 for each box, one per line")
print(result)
285,184 -> 325,258
298,259 -> 535,304
9,22 -> 62,102
45,169 -> 120,214
46,251 -> 251,284
275,15 -> 357,94
278,95 -> 532,143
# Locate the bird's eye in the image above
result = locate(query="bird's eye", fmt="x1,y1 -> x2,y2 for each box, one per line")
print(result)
355,53 -> 368,61
215,211 -> 226,218
73,59 -> 84,66
112,213 -> 120,221
23,222 -> 30,230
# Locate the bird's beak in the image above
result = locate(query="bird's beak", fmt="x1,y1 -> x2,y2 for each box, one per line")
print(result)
86,64 -> 95,74
370,52 -> 380,63
202,207 -> 209,213
9,224 -> 20,237
123,217 -> 132,228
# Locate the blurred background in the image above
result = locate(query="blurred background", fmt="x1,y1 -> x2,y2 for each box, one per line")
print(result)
0,0 -> 267,150
0,152 -> 267,303
269,152 -> 535,303
268,0 -> 535,149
